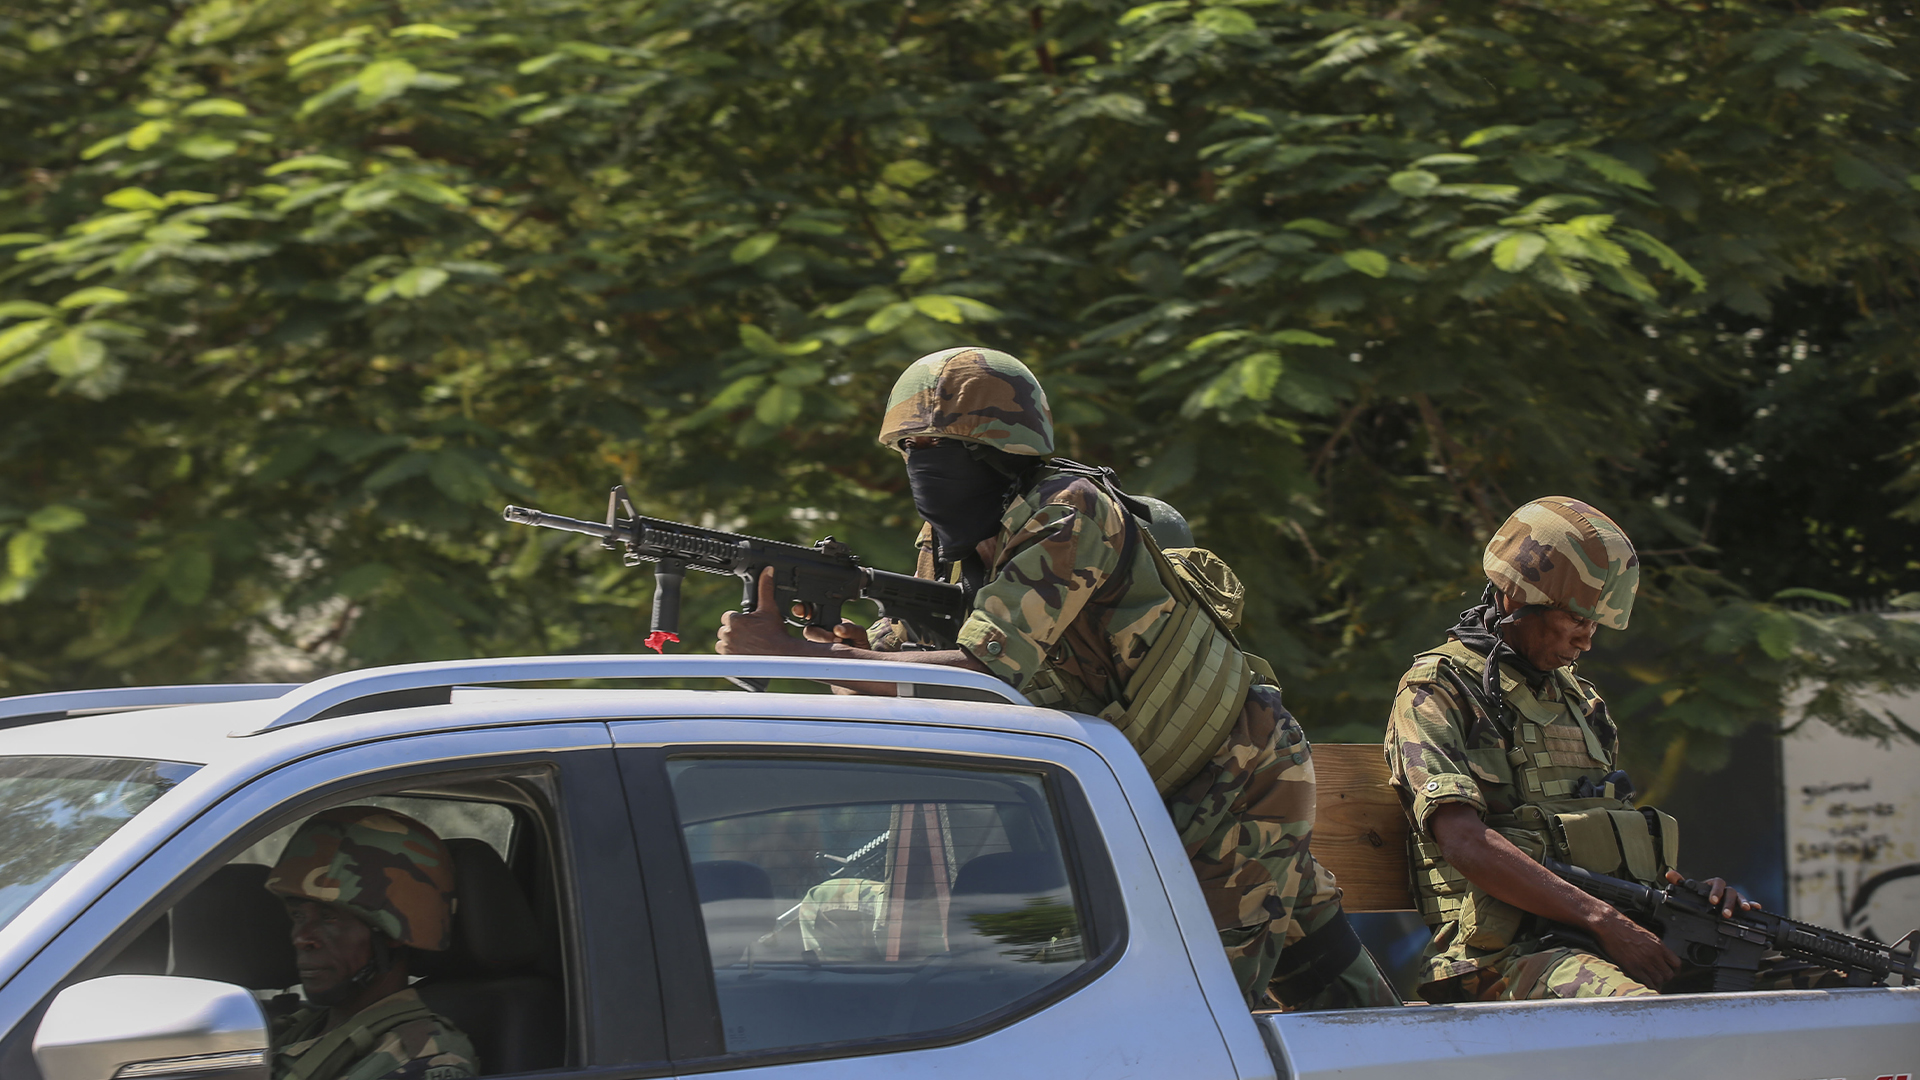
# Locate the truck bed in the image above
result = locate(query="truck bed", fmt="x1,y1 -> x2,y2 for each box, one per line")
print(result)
1258,986 -> 1920,1080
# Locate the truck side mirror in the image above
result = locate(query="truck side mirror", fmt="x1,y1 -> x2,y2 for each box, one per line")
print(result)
32,974 -> 269,1080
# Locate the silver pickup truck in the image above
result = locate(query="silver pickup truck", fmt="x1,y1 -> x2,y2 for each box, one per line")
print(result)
0,655 -> 1913,1080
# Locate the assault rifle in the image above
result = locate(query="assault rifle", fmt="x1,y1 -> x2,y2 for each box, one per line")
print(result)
1545,858 -> 1920,992
502,485 -> 968,655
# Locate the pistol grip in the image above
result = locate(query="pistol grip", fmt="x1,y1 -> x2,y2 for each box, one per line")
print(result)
806,598 -> 845,630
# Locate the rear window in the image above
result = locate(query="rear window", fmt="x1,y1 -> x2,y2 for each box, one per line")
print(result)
670,757 -> 1097,1054
0,755 -> 198,931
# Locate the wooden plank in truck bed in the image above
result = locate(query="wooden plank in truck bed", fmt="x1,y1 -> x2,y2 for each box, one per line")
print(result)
1311,744 -> 1415,912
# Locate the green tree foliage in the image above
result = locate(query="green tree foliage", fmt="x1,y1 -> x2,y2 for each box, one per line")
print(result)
3,0 -> 1918,771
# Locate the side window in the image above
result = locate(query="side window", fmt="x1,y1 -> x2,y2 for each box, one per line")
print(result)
668,757 -> 1101,1055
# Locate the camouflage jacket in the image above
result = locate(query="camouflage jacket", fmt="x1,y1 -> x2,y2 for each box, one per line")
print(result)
877,467 -> 1176,713
271,988 -> 477,1080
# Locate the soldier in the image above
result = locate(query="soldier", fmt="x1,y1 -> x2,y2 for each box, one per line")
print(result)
717,346 -> 1397,1011
264,805 -> 477,1080
1385,497 -> 1830,1001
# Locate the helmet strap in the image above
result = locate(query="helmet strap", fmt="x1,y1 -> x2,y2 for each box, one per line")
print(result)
311,933 -> 396,1008
1475,584 -> 1553,705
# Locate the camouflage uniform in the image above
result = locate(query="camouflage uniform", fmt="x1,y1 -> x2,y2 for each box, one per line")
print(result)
876,348 -> 1396,1011
1386,498 -> 1840,1002
267,807 -> 478,1080
272,988 -> 478,1080
1385,642 -> 1655,1001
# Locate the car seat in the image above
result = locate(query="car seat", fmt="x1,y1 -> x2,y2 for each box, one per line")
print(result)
170,863 -> 300,990
945,851 -> 1070,956
691,860 -> 776,966
414,838 -> 565,1075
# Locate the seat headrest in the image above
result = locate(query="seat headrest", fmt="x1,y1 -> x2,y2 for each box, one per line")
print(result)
692,861 -> 776,967
171,863 -> 299,990
693,860 -> 772,903
947,852 -> 1071,955
951,852 -> 1065,898
412,838 -> 540,979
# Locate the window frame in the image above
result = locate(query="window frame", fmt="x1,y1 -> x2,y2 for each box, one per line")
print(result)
617,743 -> 1129,1073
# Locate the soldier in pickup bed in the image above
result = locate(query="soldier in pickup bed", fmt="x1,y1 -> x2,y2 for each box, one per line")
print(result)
1385,497 -> 1839,1001
717,346 -> 1396,1011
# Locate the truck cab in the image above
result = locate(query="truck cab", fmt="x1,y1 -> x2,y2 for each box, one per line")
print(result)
0,655 -> 1913,1080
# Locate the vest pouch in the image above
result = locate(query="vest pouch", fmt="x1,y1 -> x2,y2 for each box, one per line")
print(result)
1457,890 -> 1526,951
1491,822 -> 1548,862
1546,805 -> 1669,885
1609,809 -> 1660,883
1551,807 -> 1625,874
1643,806 -> 1680,874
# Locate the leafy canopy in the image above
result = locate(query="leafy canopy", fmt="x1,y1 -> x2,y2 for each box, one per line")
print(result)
4,0 -> 1919,779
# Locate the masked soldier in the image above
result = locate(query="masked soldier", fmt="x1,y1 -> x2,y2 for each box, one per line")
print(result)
1385,497 -> 1841,1002
264,806 -> 477,1080
718,346 -> 1396,1011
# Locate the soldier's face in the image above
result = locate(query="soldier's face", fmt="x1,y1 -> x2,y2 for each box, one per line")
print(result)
1502,605 -> 1598,669
287,898 -> 372,1001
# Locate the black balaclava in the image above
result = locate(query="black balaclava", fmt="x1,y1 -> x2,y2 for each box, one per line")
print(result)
906,439 -> 1013,565
1449,583 -> 1551,711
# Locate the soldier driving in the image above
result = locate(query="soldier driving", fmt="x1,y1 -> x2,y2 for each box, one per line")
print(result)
1386,497 -> 1843,1001
264,806 -> 477,1080
717,346 -> 1396,1010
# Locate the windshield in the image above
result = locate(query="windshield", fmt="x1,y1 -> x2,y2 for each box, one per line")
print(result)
0,756 -> 199,931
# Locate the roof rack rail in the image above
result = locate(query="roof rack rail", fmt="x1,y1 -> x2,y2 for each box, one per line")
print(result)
0,684 -> 300,727
232,654 -> 1031,737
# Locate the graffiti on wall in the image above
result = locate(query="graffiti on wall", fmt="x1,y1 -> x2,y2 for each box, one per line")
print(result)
1784,699 -> 1920,943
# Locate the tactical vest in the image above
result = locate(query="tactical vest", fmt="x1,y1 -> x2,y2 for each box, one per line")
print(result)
1025,528 -> 1272,796
273,992 -> 439,1080
1407,641 -> 1679,950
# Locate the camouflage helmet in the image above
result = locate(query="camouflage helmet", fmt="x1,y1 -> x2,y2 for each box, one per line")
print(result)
876,347 -> 1054,457
1484,496 -> 1640,630
265,805 -> 456,951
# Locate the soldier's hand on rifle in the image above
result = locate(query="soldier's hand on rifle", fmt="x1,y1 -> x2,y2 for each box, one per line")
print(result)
804,620 -> 871,649
718,567 -> 830,658
1593,909 -> 1682,990
1667,869 -> 1757,919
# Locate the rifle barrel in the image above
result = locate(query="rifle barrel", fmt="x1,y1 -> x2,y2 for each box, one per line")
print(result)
502,505 -> 617,539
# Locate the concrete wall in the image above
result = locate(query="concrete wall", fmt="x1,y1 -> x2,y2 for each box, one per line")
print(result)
1782,693 -> 1920,944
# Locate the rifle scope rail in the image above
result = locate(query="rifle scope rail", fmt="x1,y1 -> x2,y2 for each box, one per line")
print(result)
502,503 -> 825,574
